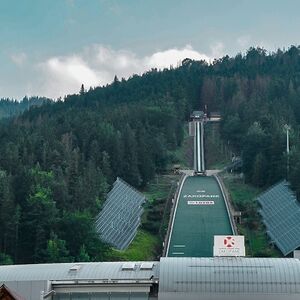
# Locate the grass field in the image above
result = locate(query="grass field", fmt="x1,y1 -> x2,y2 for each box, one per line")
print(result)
110,230 -> 160,261
222,174 -> 282,257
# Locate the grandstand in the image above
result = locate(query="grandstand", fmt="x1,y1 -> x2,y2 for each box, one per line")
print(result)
258,180 -> 300,256
95,177 -> 145,250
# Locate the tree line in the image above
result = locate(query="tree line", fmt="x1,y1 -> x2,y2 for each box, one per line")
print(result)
0,96 -> 51,120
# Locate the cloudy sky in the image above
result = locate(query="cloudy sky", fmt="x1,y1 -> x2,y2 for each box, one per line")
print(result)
1,0 -> 300,99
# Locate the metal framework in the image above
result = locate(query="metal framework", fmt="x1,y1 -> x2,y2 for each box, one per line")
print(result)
95,177 -> 145,250
258,180 -> 300,255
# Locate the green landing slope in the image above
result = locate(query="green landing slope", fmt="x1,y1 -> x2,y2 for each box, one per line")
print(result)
167,176 -> 233,257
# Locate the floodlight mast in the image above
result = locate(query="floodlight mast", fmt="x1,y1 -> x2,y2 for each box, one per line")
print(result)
284,124 -> 290,179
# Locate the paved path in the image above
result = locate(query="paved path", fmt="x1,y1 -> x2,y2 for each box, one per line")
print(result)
167,176 -> 232,257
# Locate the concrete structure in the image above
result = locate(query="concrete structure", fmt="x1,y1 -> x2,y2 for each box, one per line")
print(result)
189,111 -> 205,174
166,176 -> 233,257
166,111 -> 234,257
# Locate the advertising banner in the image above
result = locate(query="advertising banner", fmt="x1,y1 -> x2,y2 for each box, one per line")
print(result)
213,235 -> 246,257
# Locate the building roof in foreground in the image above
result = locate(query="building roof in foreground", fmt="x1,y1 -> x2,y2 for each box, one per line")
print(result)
1,258 -> 300,299
0,261 -> 159,282
159,257 -> 300,296
257,180 -> 300,255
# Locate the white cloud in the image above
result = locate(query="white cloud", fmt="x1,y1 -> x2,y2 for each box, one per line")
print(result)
10,52 -> 27,66
47,56 -> 99,84
237,35 -> 251,49
38,55 -> 110,98
210,42 -> 225,59
144,45 -> 210,69
35,44 -> 216,99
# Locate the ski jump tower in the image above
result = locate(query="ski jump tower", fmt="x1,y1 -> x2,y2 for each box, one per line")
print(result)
189,111 -> 206,175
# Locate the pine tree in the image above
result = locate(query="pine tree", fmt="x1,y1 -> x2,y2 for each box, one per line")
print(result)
80,84 -> 85,95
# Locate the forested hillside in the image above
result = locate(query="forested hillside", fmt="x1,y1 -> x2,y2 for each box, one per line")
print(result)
0,97 -> 52,120
1,46 -> 300,264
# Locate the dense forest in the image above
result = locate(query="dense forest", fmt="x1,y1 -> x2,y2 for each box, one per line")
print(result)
1,46 -> 300,264
0,96 -> 52,119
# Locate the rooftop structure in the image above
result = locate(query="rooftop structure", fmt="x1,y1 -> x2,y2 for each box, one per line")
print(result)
190,110 -> 205,120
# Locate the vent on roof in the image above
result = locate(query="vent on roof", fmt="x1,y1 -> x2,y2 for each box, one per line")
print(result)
69,265 -> 81,272
140,262 -> 154,270
121,262 -> 136,270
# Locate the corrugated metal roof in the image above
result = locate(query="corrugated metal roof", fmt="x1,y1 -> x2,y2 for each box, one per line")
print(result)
2,258 -> 300,299
159,257 -> 300,295
257,180 -> 300,255
0,261 -> 159,282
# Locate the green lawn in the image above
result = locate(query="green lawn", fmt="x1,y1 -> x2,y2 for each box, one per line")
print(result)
222,174 -> 282,257
143,175 -> 177,203
224,176 -> 260,206
110,230 -> 160,261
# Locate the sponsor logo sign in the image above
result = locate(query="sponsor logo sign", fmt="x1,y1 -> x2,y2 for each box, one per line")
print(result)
213,235 -> 245,257
183,194 -> 219,198
184,190 -> 219,205
187,200 -> 214,205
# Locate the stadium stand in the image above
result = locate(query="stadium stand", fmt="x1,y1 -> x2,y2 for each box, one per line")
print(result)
95,177 -> 146,250
257,180 -> 300,256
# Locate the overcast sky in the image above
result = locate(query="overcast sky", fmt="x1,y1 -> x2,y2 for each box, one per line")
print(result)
1,0 -> 300,99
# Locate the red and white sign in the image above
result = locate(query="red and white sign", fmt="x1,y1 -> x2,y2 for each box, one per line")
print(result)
213,235 -> 245,257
